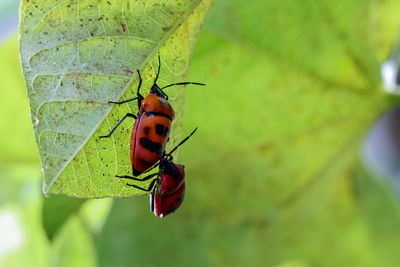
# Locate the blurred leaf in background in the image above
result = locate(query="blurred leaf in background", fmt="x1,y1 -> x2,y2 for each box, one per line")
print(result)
0,36 -> 38,164
0,0 -> 47,263
98,0 -> 400,267
0,1 -> 112,266
2,0 -> 400,267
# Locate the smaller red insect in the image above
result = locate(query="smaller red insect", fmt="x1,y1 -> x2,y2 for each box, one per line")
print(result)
99,54 -> 204,176
117,128 -> 197,217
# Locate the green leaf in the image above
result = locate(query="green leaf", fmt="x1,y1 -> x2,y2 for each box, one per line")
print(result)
354,167 -> 400,266
50,216 -> 97,267
185,0 -> 388,212
42,195 -> 86,240
19,0 -> 213,197
0,179 -> 48,267
371,0 -> 400,61
97,197 -> 213,267
98,0 -> 400,266
0,36 -> 38,163
79,198 -> 113,234
42,195 -> 113,242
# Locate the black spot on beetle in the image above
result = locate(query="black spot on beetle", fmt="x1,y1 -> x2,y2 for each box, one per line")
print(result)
139,138 -> 162,154
143,126 -> 151,137
155,124 -> 164,135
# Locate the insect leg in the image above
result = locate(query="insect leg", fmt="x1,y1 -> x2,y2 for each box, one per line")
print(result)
108,97 -> 139,105
99,113 -> 137,138
142,162 -> 160,173
150,186 -> 156,213
126,178 -> 157,192
136,70 -> 144,109
116,172 -> 157,181
107,70 -> 144,105
166,127 -> 198,157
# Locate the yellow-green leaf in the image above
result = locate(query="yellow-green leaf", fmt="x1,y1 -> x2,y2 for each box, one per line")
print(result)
19,0 -> 213,197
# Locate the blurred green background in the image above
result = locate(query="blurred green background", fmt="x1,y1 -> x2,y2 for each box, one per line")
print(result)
3,0 -> 400,266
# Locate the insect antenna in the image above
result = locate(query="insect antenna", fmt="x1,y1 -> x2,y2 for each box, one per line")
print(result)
166,128 -> 198,160
161,82 -> 206,90
153,53 -> 161,86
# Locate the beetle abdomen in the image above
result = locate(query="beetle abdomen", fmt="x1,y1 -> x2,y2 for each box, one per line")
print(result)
130,94 -> 174,176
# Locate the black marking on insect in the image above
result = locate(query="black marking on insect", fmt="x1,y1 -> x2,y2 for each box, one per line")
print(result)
146,111 -> 172,121
143,126 -> 151,137
139,138 -> 162,154
155,124 -> 164,135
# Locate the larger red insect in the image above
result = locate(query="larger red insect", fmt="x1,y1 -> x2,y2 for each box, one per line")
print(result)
99,55 -> 204,176
117,128 -> 197,217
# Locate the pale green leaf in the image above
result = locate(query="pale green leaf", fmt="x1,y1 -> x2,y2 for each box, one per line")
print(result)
42,195 -> 86,240
19,0 -> 212,197
49,216 -> 97,267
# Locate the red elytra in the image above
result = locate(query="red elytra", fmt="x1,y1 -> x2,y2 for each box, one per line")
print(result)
129,92 -> 175,175
151,159 -> 186,217
117,128 -> 197,217
99,54 -> 204,176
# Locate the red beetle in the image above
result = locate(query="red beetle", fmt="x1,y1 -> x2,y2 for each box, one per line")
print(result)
100,55 -> 204,176
117,128 -> 197,217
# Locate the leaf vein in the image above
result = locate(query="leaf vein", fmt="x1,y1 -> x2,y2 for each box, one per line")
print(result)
31,0 -> 70,34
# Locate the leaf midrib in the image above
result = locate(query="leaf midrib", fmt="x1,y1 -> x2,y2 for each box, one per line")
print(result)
45,1 -> 204,193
